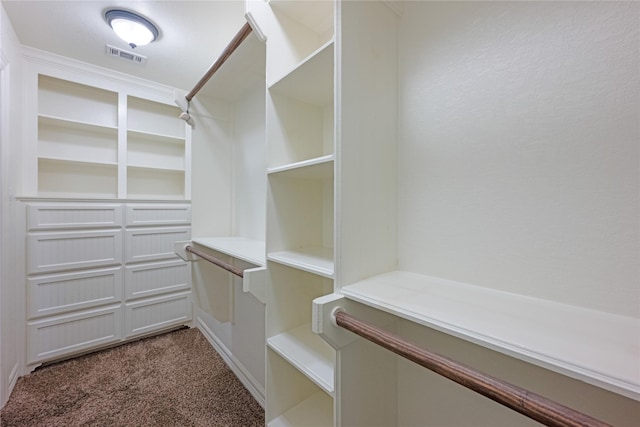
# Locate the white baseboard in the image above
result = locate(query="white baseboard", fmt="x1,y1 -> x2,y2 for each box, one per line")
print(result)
196,317 -> 265,408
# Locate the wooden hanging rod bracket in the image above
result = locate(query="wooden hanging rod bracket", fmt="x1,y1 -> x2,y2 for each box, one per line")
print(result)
333,309 -> 612,427
185,245 -> 244,278
185,21 -> 253,102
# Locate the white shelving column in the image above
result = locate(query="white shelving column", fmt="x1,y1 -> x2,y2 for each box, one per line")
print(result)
264,1 -> 337,425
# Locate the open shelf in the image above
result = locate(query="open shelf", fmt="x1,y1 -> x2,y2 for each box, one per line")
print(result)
268,248 -> 333,278
192,237 -> 265,267
38,75 -> 117,128
127,96 -> 184,139
38,158 -> 117,199
127,167 -> 185,200
341,270 -> 640,400
268,391 -> 333,427
127,131 -> 186,171
267,323 -> 335,395
269,40 -> 334,106
267,0 -> 334,85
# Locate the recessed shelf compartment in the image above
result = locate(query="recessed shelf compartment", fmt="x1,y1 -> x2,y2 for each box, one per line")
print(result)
268,0 -> 334,85
267,42 -> 334,169
126,167 -> 186,200
268,40 -> 334,105
267,172 -> 334,265
38,75 -> 118,128
341,270 -> 640,400
127,96 -> 184,140
38,116 -> 118,165
267,323 -> 335,395
38,158 -> 118,199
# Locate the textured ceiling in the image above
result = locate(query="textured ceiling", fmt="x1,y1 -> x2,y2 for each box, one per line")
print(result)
2,0 -> 247,92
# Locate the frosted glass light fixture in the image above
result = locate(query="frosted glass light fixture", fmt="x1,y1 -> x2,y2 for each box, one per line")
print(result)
105,9 -> 159,49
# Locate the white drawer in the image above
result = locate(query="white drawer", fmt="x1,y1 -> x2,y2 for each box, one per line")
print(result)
28,229 -> 123,274
28,266 -> 123,319
124,226 -> 191,263
124,291 -> 192,338
125,259 -> 190,300
125,204 -> 191,226
28,203 -> 123,230
28,304 -> 122,363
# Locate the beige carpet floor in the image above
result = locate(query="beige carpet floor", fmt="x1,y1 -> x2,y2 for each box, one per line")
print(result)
0,328 -> 264,426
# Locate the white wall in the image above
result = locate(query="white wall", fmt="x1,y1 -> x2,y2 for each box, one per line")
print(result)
397,1 -> 639,317
0,1 -> 25,407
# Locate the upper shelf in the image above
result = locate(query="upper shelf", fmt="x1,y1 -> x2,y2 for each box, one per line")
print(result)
340,270 -> 640,401
192,236 -> 266,267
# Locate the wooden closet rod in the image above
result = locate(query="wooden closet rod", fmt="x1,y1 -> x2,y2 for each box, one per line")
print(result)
185,245 -> 244,278
333,310 -> 611,427
185,22 -> 253,102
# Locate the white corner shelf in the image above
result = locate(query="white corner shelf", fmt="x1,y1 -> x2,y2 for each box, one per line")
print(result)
268,247 -> 334,278
267,155 -> 334,178
341,270 -> 640,401
267,391 -> 333,427
192,237 -> 266,267
267,323 -> 335,395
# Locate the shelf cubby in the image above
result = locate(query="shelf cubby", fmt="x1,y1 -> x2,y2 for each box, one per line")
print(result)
38,158 -> 118,199
127,131 -> 185,172
267,0 -> 334,85
127,96 -> 184,140
267,42 -> 334,169
266,167 -> 334,271
38,75 -> 118,128
126,167 -> 185,200
38,116 -> 118,165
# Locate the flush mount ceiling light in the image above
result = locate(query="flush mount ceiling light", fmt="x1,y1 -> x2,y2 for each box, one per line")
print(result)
104,9 -> 159,49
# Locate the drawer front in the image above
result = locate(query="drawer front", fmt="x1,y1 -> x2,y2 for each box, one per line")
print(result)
28,267 -> 123,319
28,203 -> 123,230
124,226 -> 191,263
124,291 -> 192,338
125,260 -> 190,300
125,204 -> 191,226
28,230 -> 123,274
28,304 -> 122,363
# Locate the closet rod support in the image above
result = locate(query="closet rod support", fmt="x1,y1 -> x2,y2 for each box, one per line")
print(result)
185,22 -> 253,102
185,245 -> 244,278
333,309 -> 611,427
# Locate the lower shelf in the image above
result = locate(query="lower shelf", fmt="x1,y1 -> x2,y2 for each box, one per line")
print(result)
268,247 -> 333,278
267,323 -> 335,395
268,391 -> 333,427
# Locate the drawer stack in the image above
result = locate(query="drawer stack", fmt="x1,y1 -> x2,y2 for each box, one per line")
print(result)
26,202 -> 192,364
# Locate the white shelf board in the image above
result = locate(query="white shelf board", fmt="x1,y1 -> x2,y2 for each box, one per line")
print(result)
127,164 -> 185,173
341,270 -> 640,400
267,391 -> 333,427
38,156 -> 118,167
268,155 -> 334,178
38,114 -> 118,131
267,323 -> 335,395
127,129 -> 185,145
268,247 -> 334,278
268,40 -> 334,106
192,236 -> 265,267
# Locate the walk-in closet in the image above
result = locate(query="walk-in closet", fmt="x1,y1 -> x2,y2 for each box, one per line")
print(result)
1,1 -> 638,426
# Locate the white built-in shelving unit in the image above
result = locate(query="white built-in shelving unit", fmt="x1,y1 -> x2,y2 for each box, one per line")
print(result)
264,1 -> 337,425
31,65 -> 190,200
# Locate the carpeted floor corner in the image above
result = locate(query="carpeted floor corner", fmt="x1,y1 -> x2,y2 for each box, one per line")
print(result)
0,328 -> 264,427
